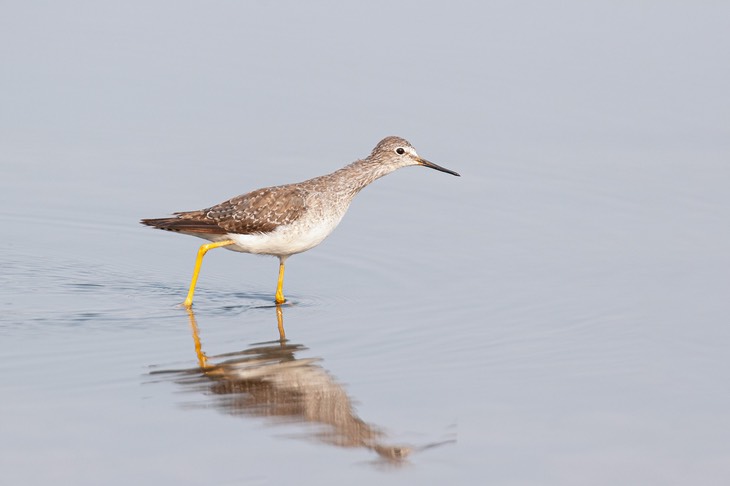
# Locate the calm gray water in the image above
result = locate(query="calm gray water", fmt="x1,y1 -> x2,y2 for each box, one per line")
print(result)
2,2 -> 729,485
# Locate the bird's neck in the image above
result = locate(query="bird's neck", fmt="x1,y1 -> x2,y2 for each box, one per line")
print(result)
324,158 -> 395,197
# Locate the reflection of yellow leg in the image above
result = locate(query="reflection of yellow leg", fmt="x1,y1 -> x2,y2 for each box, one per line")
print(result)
185,307 -> 208,369
275,257 -> 287,304
275,305 -> 286,341
183,239 -> 235,308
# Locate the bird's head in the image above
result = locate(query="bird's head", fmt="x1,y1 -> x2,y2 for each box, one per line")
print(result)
370,136 -> 460,176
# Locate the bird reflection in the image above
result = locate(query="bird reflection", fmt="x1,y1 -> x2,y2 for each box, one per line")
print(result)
155,305 -> 411,462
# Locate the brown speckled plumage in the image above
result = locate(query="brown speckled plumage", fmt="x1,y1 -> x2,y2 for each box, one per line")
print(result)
141,136 -> 459,305
142,185 -> 308,235
141,136 -> 459,244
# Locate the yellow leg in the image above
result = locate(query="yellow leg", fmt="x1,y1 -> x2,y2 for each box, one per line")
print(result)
275,258 -> 287,304
183,239 -> 235,308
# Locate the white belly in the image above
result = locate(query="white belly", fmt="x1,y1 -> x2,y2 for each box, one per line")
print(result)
226,212 -> 345,257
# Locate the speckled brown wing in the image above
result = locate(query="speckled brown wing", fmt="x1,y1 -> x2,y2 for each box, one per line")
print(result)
141,184 -> 309,236
203,184 -> 308,234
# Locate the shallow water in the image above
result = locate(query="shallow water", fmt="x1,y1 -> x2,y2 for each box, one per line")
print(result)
2,2 -> 730,485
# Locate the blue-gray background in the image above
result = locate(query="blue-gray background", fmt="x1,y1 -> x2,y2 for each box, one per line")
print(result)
1,1 -> 729,485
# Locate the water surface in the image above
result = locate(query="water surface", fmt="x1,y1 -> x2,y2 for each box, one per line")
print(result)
2,2 -> 729,485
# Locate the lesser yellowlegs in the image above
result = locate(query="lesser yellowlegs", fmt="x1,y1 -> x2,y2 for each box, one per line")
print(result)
141,136 -> 459,307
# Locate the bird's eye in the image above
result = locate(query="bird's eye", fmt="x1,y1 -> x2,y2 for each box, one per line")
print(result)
395,147 -> 405,155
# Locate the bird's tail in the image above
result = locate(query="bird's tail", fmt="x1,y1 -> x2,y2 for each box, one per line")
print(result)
140,216 -> 226,234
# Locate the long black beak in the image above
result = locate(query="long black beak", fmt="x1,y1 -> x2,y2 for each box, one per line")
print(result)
418,158 -> 460,177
